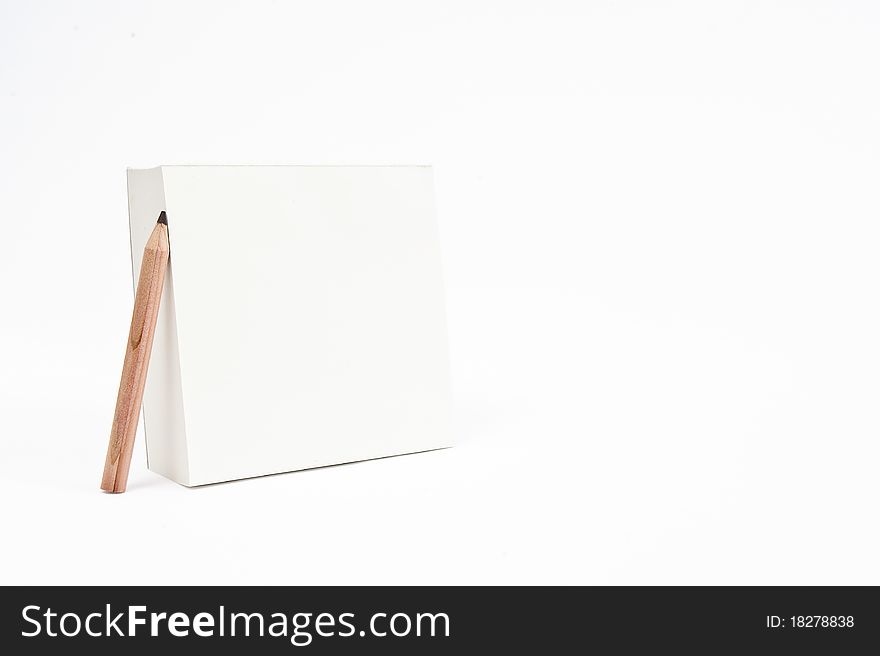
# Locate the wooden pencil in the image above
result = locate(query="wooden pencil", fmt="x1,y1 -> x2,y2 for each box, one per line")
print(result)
101,211 -> 170,493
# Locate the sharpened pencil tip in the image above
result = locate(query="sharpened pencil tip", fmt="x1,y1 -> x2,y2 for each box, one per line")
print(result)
157,211 -> 167,225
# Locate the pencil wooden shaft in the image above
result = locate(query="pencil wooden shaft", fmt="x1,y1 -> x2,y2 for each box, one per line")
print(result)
101,222 -> 169,493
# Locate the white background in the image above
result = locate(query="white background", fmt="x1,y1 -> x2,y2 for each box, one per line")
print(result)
2,0 -> 879,585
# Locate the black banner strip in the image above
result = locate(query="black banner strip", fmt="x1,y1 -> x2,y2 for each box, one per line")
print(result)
1,586 -> 877,653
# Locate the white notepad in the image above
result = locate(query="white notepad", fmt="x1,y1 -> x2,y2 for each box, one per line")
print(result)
127,166 -> 451,486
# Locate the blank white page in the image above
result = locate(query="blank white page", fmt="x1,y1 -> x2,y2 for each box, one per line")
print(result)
129,166 -> 451,486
